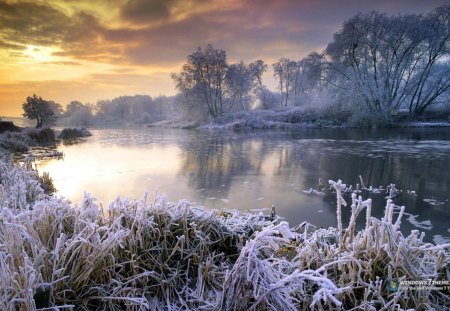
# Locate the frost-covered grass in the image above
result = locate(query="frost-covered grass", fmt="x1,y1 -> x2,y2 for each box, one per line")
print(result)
202,106 -> 352,130
147,119 -> 200,129
186,105 -> 450,130
0,161 -> 449,310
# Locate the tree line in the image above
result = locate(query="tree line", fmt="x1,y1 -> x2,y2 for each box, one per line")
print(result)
22,94 -> 181,127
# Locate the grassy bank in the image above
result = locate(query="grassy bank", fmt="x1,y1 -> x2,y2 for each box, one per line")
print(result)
0,123 -> 91,162
0,161 -> 449,310
0,126 -> 56,156
146,107 -> 450,130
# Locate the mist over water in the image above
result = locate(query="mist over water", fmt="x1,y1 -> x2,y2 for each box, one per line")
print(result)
38,127 -> 450,242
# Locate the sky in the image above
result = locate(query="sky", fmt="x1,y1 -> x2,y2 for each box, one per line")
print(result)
0,0 -> 447,117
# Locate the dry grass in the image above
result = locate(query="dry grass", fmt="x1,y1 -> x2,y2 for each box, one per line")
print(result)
0,162 -> 449,310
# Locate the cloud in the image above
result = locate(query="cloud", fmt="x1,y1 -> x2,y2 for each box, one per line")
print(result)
0,1 -> 69,46
41,61 -> 82,66
0,40 -> 25,50
1,0 -> 444,66
0,1 -> 119,63
120,0 -> 175,23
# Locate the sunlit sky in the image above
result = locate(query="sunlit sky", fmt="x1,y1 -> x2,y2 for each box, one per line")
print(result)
0,0 -> 446,117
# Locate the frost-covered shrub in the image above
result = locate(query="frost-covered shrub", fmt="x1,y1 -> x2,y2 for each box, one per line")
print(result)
348,109 -> 393,128
0,121 -> 21,133
0,136 -> 29,152
210,105 -> 352,129
38,171 -> 56,195
23,127 -> 56,144
0,128 -> 58,156
57,127 -> 92,140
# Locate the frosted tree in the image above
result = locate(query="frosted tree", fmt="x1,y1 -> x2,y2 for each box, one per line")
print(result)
273,58 -> 297,107
324,4 -> 450,120
290,53 -> 324,105
171,44 -> 228,119
226,60 -> 267,111
172,44 -> 266,119
407,4 -> 450,116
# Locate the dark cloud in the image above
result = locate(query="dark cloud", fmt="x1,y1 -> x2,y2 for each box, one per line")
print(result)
107,0 -> 447,66
63,12 -> 102,44
0,1 -> 113,62
120,0 -> 176,23
0,40 -> 25,50
0,1 -> 69,46
103,4 -> 324,66
119,0 -> 211,24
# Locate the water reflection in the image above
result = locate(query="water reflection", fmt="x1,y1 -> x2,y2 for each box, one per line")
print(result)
37,127 -> 450,242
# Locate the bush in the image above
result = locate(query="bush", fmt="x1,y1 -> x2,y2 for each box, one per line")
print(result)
23,127 -> 56,144
0,137 -> 29,152
38,171 -> 56,195
57,127 -> 92,140
0,131 -> 33,153
0,121 -> 21,133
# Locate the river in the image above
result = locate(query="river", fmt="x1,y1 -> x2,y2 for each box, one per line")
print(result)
37,126 -> 450,243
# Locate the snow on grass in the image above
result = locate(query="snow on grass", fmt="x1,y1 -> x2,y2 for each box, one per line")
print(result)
0,161 -> 449,310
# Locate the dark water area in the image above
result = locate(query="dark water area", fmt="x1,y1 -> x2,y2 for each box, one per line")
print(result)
38,126 -> 450,243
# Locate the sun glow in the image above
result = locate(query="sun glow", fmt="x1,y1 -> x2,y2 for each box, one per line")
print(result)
24,45 -> 56,62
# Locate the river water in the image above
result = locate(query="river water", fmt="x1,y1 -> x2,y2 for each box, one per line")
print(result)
37,127 -> 450,243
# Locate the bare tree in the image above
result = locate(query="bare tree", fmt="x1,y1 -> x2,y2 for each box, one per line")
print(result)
172,45 -> 266,119
172,44 -> 227,119
289,53 -> 324,105
273,58 -> 298,107
407,4 -> 450,116
324,5 -> 450,120
64,100 -> 94,126
226,60 -> 267,111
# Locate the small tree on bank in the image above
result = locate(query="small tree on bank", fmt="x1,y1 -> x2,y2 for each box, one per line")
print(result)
22,94 -> 57,128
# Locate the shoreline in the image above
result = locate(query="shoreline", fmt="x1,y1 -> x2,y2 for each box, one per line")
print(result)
3,115 -> 450,132
146,117 -> 450,130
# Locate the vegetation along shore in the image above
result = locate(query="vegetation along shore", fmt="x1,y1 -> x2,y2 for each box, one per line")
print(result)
0,159 -> 449,310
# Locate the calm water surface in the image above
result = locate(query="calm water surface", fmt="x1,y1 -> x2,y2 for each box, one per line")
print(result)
38,127 -> 450,243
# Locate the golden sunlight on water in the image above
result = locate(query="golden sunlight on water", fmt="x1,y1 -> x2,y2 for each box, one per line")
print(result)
37,141 -> 182,205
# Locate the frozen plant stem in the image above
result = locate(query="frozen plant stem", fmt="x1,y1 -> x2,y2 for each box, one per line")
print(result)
329,179 -> 347,249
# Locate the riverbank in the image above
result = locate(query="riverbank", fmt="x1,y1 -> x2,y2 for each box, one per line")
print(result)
146,107 -> 450,130
0,121 -> 91,160
1,161 -> 448,310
